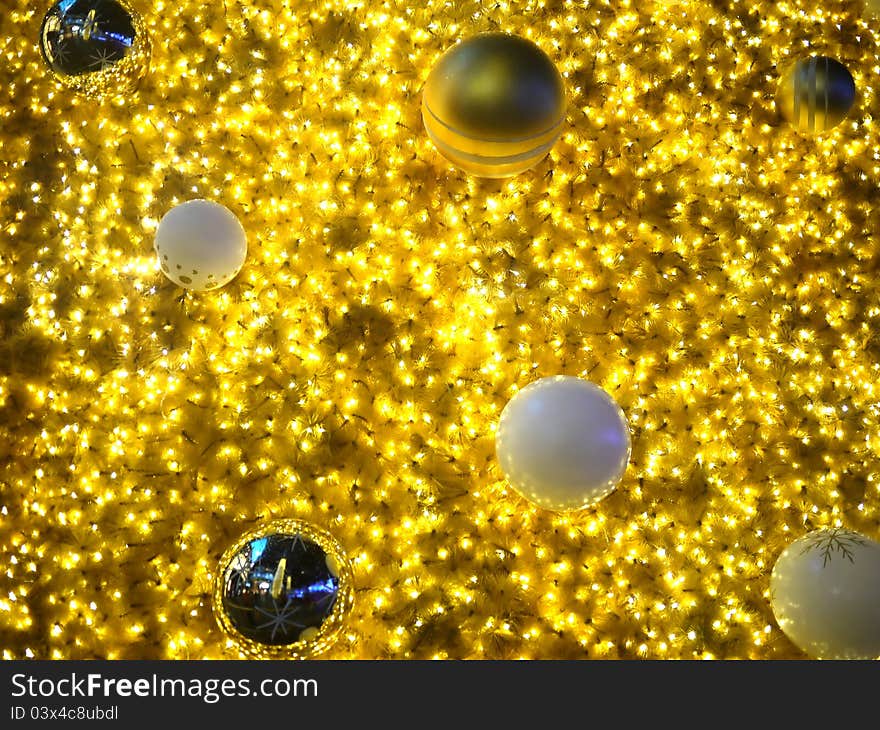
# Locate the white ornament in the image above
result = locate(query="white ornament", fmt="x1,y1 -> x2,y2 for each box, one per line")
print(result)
770,528 -> 880,659
154,199 -> 247,291
495,375 -> 631,511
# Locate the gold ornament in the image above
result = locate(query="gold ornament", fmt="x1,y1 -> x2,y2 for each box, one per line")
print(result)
776,56 -> 856,133
213,519 -> 355,659
39,0 -> 151,100
422,33 -> 566,177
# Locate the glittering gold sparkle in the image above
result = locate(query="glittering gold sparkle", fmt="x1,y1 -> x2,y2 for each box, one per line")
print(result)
2,0 -> 880,660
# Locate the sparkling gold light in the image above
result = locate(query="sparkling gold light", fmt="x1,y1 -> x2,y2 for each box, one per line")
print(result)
1,0 -> 879,660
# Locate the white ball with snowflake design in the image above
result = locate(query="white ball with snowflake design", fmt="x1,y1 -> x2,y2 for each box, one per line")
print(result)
770,528 -> 880,659
154,199 -> 247,291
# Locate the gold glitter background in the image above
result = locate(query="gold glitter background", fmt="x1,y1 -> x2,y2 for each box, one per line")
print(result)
2,0 -> 880,659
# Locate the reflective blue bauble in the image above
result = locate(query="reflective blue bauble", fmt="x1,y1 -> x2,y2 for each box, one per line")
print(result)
39,0 -> 150,99
214,519 -> 354,658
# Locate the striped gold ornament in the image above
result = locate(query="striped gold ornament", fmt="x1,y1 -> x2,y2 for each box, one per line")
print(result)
422,33 -> 566,178
776,56 -> 856,133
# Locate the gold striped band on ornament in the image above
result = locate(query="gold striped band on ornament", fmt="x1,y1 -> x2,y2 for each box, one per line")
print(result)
792,56 -> 830,132
422,96 -> 565,177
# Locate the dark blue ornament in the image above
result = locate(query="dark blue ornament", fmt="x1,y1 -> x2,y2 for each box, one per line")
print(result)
221,533 -> 339,645
214,520 -> 354,658
39,0 -> 150,98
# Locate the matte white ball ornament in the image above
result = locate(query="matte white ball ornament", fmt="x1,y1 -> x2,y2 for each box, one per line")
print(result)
770,528 -> 880,659
154,199 -> 247,291
495,376 -> 631,511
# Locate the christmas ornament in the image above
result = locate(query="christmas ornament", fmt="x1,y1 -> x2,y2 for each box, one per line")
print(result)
213,519 -> 355,659
495,376 -> 631,511
154,199 -> 247,291
422,32 -> 566,178
770,528 -> 880,659
39,0 -> 151,99
776,56 -> 856,133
